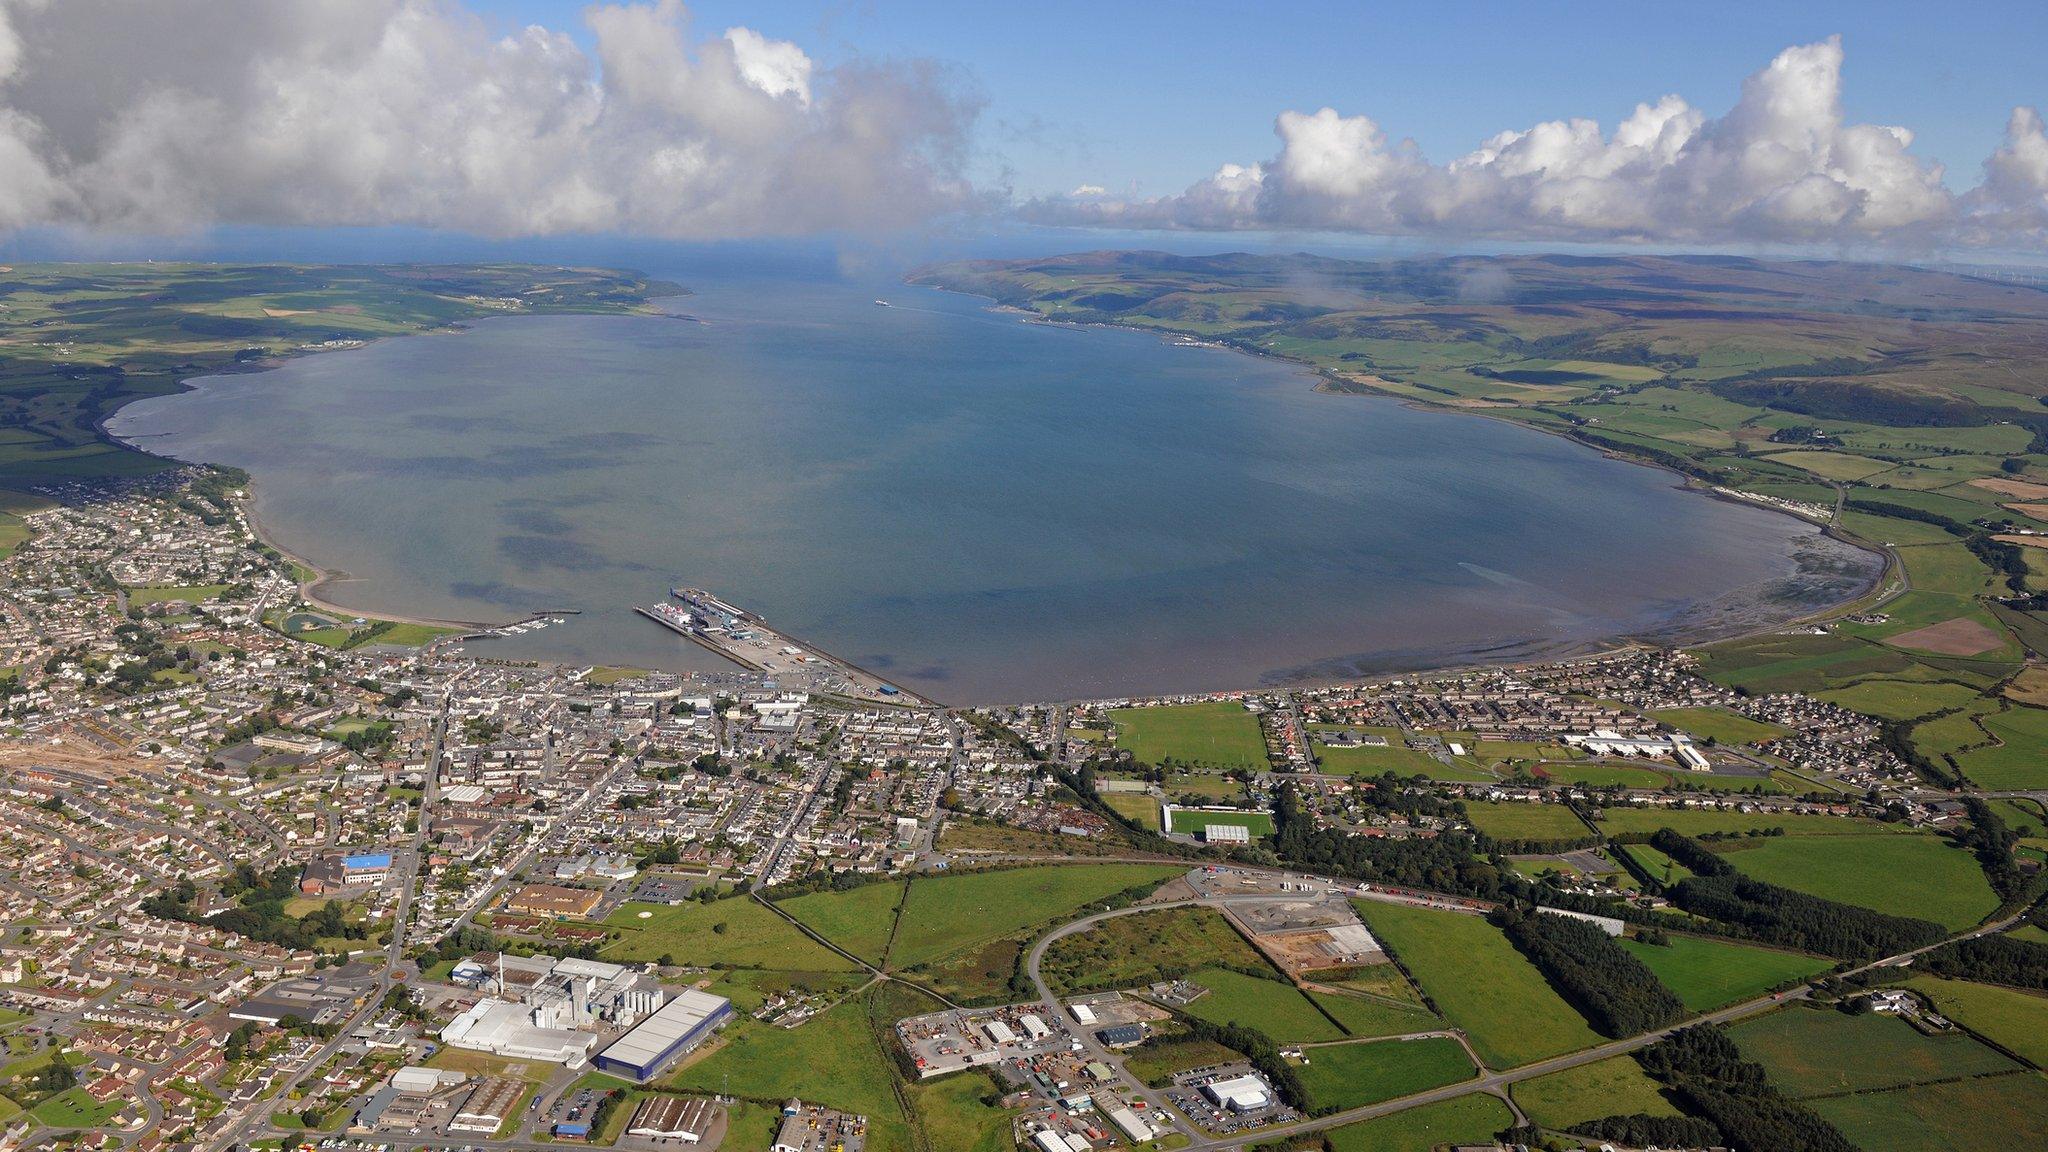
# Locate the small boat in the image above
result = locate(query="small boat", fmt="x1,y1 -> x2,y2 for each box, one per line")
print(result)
873,299 -> 891,307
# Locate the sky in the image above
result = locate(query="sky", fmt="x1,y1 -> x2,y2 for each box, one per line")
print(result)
1,0 -> 2045,253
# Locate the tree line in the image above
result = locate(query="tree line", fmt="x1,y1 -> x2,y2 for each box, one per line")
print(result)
1492,905 -> 1687,1037
1650,830 -> 1945,959
1635,1024 -> 1859,1152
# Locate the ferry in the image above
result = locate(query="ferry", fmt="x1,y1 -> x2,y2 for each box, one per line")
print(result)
873,298 -> 891,307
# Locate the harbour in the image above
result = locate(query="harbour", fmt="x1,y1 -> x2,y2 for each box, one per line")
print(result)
636,588 -> 931,706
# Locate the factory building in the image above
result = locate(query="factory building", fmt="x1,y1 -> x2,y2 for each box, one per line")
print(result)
449,1077 -> 525,1134
625,1094 -> 722,1143
439,998 -> 597,1065
593,989 -> 733,1081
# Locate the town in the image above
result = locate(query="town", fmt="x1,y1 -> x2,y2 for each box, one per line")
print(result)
0,471 -> 2040,1152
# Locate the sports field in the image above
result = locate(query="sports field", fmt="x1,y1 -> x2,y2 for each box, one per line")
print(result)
1512,1054 -> 1677,1130
1461,801 -> 1589,842
1618,933 -> 1830,1012
1107,702 -> 1267,769
599,897 -> 855,969
1165,808 -> 1274,837
1730,1006 -> 2018,1098
888,863 -> 1181,968
1292,1036 -> 1474,1112
1718,833 -> 1998,930
1355,901 -> 1600,1068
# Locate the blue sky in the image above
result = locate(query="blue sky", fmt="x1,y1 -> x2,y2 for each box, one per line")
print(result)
481,0 -> 2047,199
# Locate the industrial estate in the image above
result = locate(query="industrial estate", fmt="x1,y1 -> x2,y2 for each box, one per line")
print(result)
2,252 -> 2048,1152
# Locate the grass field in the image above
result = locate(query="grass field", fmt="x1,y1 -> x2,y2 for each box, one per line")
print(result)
598,897 -> 855,969
1647,707 -> 1790,744
1108,702 -> 1267,769
1461,801 -> 1589,843
1693,632 -> 1915,694
1178,966 -> 1347,1043
1817,678 -> 1985,720
1355,901 -> 1600,1068
1293,1037 -> 1474,1112
666,988 -> 912,1151
127,583 -> 232,605
1808,1072 -> 2048,1152
1953,706 -> 2048,790
1305,989 -> 1440,1038
1101,791 -> 1163,828
1323,1092 -> 1516,1152
777,880 -> 906,966
1166,807 -> 1274,836
1718,833 -> 1998,930
1314,738 -> 1487,779
1618,934 -> 1831,1012
1592,807 -> 1886,839
888,863 -> 1181,969
29,1087 -> 125,1128
1512,1055 -> 1678,1130
1124,1034 -> 1246,1087
1042,906 -> 1263,995
1904,976 -> 2048,1065
1730,1006 -> 2019,1098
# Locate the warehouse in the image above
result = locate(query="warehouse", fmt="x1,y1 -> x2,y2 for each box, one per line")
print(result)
624,1094 -> 722,1143
449,1077 -> 526,1134
593,989 -> 733,1080
1204,1073 -> 1272,1112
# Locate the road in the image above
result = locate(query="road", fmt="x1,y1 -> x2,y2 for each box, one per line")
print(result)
1021,879 -> 2034,1152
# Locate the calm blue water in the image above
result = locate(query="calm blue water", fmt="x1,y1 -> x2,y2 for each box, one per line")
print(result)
109,264 -> 1876,702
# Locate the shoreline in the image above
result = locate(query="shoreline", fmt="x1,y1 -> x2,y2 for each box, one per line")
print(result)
927,280 -> 1893,645
122,276 -> 1886,697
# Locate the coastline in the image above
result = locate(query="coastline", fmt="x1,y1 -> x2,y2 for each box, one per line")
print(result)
119,275 -> 1886,695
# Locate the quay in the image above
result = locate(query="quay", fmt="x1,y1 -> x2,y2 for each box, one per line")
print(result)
635,588 -> 932,706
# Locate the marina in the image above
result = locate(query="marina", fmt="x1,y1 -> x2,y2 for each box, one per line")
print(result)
636,588 -> 930,706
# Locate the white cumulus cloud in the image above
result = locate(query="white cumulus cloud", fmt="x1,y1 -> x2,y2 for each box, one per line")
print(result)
1029,36 -> 2047,249
0,0 -> 983,238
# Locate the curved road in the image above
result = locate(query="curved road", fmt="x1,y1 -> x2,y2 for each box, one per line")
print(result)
1022,883 -> 2032,1152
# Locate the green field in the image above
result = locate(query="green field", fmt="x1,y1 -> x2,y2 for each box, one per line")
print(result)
1293,1037 -> 1474,1113
1462,801 -> 1589,843
1314,738 -> 1487,779
1618,934 -> 1831,1012
1647,707 -> 1790,744
1355,901 -> 1600,1068
1324,1092 -> 1516,1152
1718,833 -> 1998,930
599,897 -> 855,969
1808,1072 -> 2048,1152
1305,989 -> 1440,1039
1108,702 -> 1267,769
127,583 -> 232,605
1041,906 -> 1263,995
1953,706 -> 2048,790
1178,966 -> 1346,1043
667,988 -> 912,1150
1100,791 -> 1163,828
1123,1034 -> 1247,1087
27,1087 -> 123,1128
1904,976 -> 2048,1065
777,881 -> 906,966
1730,1006 -> 2019,1098
1816,678 -> 1985,720
1693,632 -> 1916,695
1165,807 -> 1274,837
888,863 -> 1181,969
1512,1055 -> 1678,1130
1591,807 -> 1885,839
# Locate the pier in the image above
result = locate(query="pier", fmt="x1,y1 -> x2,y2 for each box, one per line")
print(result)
635,589 -> 932,706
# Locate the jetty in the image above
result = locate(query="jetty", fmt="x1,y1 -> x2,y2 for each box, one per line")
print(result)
635,588 -> 931,706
